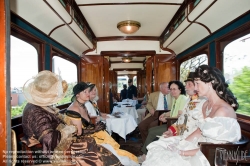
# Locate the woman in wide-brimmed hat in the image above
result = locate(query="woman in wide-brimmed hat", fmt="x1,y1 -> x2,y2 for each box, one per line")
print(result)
21,70 -> 122,166
66,82 -> 139,165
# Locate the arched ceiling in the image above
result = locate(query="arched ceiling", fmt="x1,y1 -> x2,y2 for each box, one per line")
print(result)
10,0 -> 250,72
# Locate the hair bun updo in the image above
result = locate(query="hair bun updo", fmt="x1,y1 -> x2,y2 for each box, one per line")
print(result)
194,65 -> 239,111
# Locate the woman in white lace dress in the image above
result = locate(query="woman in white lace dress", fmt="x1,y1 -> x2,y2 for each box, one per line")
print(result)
142,65 -> 241,166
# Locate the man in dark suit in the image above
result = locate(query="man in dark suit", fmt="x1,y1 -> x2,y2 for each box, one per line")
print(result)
127,79 -> 137,99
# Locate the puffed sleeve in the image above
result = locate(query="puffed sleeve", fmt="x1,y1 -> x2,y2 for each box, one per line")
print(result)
22,104 -> 61,156
198,117 -> 241,143
85,101 -> 97,116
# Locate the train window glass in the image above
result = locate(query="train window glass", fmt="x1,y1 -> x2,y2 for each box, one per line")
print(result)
194,0 -> 201,7
223,33 -> 250,116
10,35 -> 38,118
117,76 -> 129,94
52,56 -> 77,105
133,76 -> 137,86
180,54 -> 208,82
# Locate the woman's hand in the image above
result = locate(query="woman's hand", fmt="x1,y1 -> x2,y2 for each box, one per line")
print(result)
162,129 -> 173,138
96,116 -> 101,122
159,112 -> 169,122
177,110 -> 183,117
95,121 -> 106,132
178,148 -> 200,156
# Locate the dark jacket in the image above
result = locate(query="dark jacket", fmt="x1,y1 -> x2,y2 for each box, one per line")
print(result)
109,89 -> 113,113
127,85 -> 137,99
120,89 -> 128,100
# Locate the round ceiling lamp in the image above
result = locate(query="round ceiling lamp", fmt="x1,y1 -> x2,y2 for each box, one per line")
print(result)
122,57 -> 132,63
117,20 -> 141,34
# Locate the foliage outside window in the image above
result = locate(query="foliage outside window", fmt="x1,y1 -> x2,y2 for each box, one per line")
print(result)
10,35 -> 38,118
52,56 -> 77,105
180,54 -> 208,82
223,33 -> 250,116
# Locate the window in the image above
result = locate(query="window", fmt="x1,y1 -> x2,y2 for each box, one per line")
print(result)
193,0 -> 201,7
117,76 -> 129,93
223,33 -> 250,116
10,35 -> 38,118
133,76 -> 137,86
189,0 -> 201,13
180,54 -> 208,82
52,56 -> 77,105
173,11 -> 185,30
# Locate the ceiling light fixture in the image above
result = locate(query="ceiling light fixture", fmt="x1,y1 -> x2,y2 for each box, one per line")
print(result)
122,57 -> 132,63
117,20 -> 141,34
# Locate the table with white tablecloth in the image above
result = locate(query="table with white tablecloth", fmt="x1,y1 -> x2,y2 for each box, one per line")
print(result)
112,106 -> 138,123
121,99 -> 138,106
106,113 -> 138,140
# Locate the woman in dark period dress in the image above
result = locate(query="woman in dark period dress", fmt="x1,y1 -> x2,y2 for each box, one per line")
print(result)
65,82 -> 139,165
21,70 -> 122,166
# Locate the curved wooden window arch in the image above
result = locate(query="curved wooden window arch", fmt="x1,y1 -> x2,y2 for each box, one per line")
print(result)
177,45 -> 209,81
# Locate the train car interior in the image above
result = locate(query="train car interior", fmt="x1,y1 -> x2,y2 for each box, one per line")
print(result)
0,0 -> 250,165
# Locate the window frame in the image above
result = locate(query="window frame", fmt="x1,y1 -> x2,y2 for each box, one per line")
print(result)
215,23 -> 250,71
215,23 -> 250,122
10,24 -> 45,118
177,45 -> 209,80
50,46 -> 80,106
50,46 -> 80,79
11,23 -> 45,71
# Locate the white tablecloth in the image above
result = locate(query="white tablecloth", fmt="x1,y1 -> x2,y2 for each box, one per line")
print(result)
113,106 -> 138,123
117,101 -> 134,106
121,99 -> 138,106
106,113 -> 137,140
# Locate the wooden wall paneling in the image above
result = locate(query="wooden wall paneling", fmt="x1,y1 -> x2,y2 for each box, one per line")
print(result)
154,54 -> 177,91
109,70 -> 114,87
97,61 -> 104,113
145,57 -> 153,94
81,56 -> 105,112
157,62 -> 172,83
0,0 -> 8,162
103,57 -> 110,113
137,70 -> 143,97
171,61 -> 177,81
80,59 -> 87,81
142,71 -> 147,96
112,71 -> 119,101
109,70 -> 116,101
85,63 -> 99,82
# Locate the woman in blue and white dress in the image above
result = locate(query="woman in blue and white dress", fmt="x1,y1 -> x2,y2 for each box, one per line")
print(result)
142,65 -> 241,166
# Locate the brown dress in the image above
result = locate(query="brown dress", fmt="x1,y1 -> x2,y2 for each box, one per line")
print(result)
22,103 -> 122,166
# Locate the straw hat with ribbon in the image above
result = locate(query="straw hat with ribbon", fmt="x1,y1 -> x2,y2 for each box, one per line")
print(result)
23,70 -> 68,106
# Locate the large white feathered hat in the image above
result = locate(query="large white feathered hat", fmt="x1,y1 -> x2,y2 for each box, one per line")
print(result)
23,70 -> 68,106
